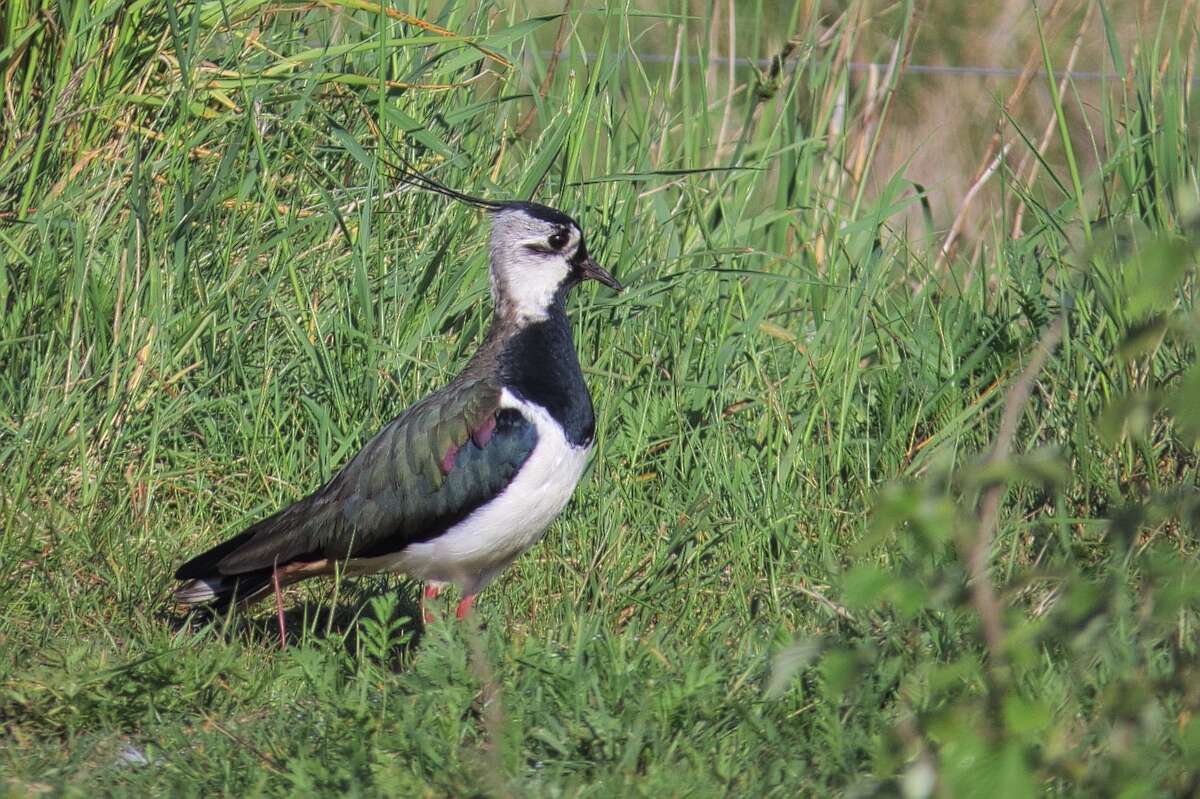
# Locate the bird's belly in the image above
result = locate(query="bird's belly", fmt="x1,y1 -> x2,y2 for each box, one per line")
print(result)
369,393 -> 592,592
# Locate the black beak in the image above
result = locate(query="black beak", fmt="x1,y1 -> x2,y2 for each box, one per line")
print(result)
577,256 -> 624,292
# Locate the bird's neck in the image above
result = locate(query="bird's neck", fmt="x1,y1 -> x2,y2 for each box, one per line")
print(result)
491,292 -> 595,448
489,255 -> 576,324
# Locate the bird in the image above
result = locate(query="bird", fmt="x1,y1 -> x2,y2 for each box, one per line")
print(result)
172,175 -> 622,645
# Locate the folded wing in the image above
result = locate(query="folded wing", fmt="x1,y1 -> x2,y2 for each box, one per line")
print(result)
175,376 -> 537,591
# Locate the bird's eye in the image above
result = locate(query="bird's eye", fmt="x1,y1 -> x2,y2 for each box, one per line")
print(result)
548,231 -> 569,250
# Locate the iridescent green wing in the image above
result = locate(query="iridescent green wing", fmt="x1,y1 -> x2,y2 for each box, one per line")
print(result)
207,376 -> 537,575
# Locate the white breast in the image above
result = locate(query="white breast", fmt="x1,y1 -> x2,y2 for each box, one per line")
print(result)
379,388 -> 591,594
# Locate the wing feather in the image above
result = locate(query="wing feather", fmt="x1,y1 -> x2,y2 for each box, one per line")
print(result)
206,378 -> 536,575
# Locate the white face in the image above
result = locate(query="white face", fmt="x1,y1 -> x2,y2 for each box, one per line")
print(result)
488,207 -> 583,321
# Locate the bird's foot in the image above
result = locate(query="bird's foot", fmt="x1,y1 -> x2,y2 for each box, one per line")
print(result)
455,594 -> 475,621
422,583 -> 442,624
420,584 -> 473,623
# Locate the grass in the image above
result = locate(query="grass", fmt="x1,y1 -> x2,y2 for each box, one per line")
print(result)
2,1 -> 1200,795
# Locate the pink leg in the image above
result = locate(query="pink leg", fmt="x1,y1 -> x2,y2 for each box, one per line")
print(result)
422,583 -> 442,624
455,594 -> 476,621
272,566 -> 287,651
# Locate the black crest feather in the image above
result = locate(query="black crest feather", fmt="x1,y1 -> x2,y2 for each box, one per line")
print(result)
378,147 -> 504,211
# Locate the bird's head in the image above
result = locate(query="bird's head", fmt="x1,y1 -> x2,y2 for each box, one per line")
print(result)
487,202 -> 622,322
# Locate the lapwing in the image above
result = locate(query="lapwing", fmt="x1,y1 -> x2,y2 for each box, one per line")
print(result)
173,176 -> 622,644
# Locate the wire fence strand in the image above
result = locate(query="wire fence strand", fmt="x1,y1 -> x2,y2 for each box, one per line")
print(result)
545,50 -> 1167,82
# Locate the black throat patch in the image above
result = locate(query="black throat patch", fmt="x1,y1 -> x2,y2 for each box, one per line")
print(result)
498,299 -> 596,447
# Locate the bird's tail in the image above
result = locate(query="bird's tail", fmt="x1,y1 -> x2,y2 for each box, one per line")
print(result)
173,495 -> 329,611
173,529 -> 274,611
173,571 -> 275,611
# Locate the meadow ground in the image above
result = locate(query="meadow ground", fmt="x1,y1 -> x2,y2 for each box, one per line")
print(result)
2,2 -> 1200,796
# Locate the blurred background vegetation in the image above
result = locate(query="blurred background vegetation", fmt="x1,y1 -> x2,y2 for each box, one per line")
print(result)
2,0 -> 1199,795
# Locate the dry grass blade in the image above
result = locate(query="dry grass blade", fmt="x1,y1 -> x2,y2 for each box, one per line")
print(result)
968,314 -> 1066,661
932,0 -> 1073,273
317,0 -> 512,67
1009,0 -> 1098,238
514,1 -> 573,138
